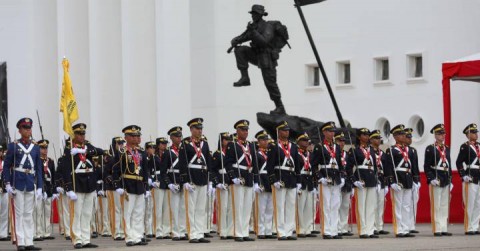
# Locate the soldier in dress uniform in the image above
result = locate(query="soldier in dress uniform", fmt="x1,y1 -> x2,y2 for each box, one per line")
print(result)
54,151 -> 71,240
160,126 -> 187,241
267,121 -> 300,241
456,123 -> 480,235
295,132 -> 317,238
112,125 -> 150,246
336,131 -> 354,237
143,141 -> 155,239
150,138 -> 171,239
0,145 -> 10,241
311,121 -> 345,240
384,124 -> 420,238
95,151 -> 111,238
33,140 -> 56,241
370,130 -> 389,235
225,120 -> 256,242
253,130 -> 275,239
178,118 -> 215,243
212,132 -> 234,240
404,128 -> 420,234
3,118 -> 43,251
346,128 -> 379,238
424,124 -> 452,236
63,123 -> 103,249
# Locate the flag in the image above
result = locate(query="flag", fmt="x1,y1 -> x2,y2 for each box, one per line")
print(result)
59,58 -> 79,137
296,0 -> 326,6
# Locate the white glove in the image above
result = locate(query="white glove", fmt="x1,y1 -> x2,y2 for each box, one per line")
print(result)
312,188 -> 319,195
97,190 -> 105,196
208,182 -> 215,196
148,178 -> 153,186
391,183 -> 402,192
254,183 -> 262,193
319,178 -> 328,185
168,183 -> 179,193
376,184 -> 382,192
152,181 -> 160,189
67,191 -> 77,201
296,183 -> 302,193
273,181 -> 282,189
5,184 -> 15,195
183,183 -> 195,193
463,176 -> 472,183
413,182 -> 421,190
340,178 -> 345,188
43,192 -> 48,200
145,191 -> 151,198
450,183 -> 454,192
353,181 -> 364,189
232,178 -> 242,185
52,194 -> 60,200
56,187 -> 64,194
384,187 -> 389,197
216,183 -> 226,190
350,189 -> 355,198
115,188 -> 124,195
430,179 -> 440,186
70,147 -> 86,156
36,188 -> 43,200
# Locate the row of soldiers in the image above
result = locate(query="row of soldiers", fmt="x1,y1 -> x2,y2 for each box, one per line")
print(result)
0,118 -> 479,250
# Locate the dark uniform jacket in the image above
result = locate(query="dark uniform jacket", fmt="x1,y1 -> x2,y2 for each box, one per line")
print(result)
41,157 -> 56,197
160,145 -> 183,190
147,153 -> 167,190
372,148 -> 387,189
225,140 -> 257,187
346,146 -> 378,188
112,146 -> 149,195
178,137 -> 214,186
384,144 -> 420,189
212,149 -> 232,186
311,141 -> 344,186
424,144 -> 452,187
297,148 -> 314,192
266,140 -> 300,189
63,141 -> 103,193
456,141 -> 480,184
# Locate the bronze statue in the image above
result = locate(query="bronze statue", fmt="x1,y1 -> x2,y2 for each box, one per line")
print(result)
229,4 -> 290,115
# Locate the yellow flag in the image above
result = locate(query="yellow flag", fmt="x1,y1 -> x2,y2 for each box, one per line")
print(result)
59,58 -> 79,137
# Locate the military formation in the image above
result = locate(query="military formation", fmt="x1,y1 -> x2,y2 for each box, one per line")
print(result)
0,116 -> 479,251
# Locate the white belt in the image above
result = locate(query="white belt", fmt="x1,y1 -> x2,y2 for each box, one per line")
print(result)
218,169 -> 227,174
155,170 -> 161,175
188,164 -> 207,170
259,170 -> 268,174
433,166 -> 449,171
96,180 -> 103,184
233,164 -> 252,172
275,166 -> 295,172
75,168 -> 94,173
15,167 -> 35,175
168,169 -> 180,173
357,165 -> 374,170
395,167 -> 409,172
319,164 -> 338,170
300,170 -> 312,175
45,178 -> 51,182
467,165 -> 480,169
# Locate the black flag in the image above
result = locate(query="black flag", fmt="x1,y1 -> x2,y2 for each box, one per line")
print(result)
296,0 -> 326,6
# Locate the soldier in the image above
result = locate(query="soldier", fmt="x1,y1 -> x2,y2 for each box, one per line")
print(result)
336,131 -> 354,237
404,128 -> 420,234
112,125 -> 149,246
151,138 -> 171,239
3,118 -> 43,251
230,4 -> 287,114
178,118 -> 214,243
212,132 -> 234,240
96,152 -> 111,238
295,132 -> 317,238
160,126 -> 187,241
456,123 -> 480,235
424,124 -> 452,236
225,120 -> 256,242
384,124 -> 420,238
370,130 -> 389,235
63,123 -> 103,248
267,121 -> 300,240
54,151 -> 71,240
347,128 -> 379,238
253,130 -> 275,239
33,140 -> 56,241
144,141 -> 155,239
311,121 -> 345,239
0,145 -> 9,241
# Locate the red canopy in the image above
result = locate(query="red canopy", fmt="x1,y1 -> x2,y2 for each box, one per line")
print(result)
442,53 -> 480,145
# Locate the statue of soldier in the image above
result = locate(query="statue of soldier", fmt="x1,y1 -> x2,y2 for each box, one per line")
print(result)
229,4 -> 290,115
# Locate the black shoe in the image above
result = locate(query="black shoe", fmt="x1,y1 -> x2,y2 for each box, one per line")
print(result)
257,235 -> 265,239
369,235 -> 379,238
180,236 -> 188,241
146,234 -> 154,238
409,230 -> 419,234
373,230 -> 379,235
25,246 -> 42,251
220,236 -> 228,240
465,231 -> 475,235
243,237 -> 255,241
378,230 -> 390,235
156,236 -> 163,239
233,77 -> 251,87
287,236 -> 297,240
297,234 -> 306,238
306,234 -> 317,238
189,239 -> 199,243
43,236 -> 55,240
442,232 -> 452,236
250,230 -> 255,234
101,234 -> 111,237
405,233 -> 415,237
475,231 -> 480,235
333,235 -> 343,239
141,238 -> 151,242
210,231 -> 217,234
114,237 -> 125,241
198,238 -> 210,243
204,233 -> 213,238
17,246 -> 26,251
126,242 -> 134,246
172,237 -> 181,241
234,237 -> 244,242
265,235 -> 276,239
272,232 -> 277,236
434,233 -> 442,237
82,243 -> 98,248
342,232 -> 354,236
323,235 -> 332,239
311,230 -> 321,234
360,234 -> 369,239
135,241 -> 148,246
226,236 -> 235,239
91,232 -> 98,238
396,234 -> 405,238
33,237 -> 43,241
162,236 -> 171,239
278,237 -> 287,241
0,237 -> 9,241
74,243 -> 83,249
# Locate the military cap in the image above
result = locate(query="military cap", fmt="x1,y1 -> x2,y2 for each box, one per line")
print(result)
122,125 -> 141,136
430,124 -> 446,134
296,132 -> 310,142
156,137 -> 168,145
369,130 -> 382,139
404,128 -> 413,138
320,121 -> 336,132
168,126 -> 183,137
249,4 -> 268,16
16,117 -> 33,129
463,123 -> 478,134
334,131 -> 346,141
390,124 -> 406,135
37,139 -> 49,148
220,132 -> 232,141
72,123 -> 87,134
276,121 -> 290,131
357,128 -> 371,136
255,130 -> 269,140
188,118 -> 204,129
145,141 -> 156,149
234,120 -> 250,130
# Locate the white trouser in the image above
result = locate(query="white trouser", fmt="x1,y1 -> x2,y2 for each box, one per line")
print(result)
34,197 -> 52,237
72,192 -> 95,245
355,187 -> 376,236
112,191 -> 125,238
13,190 -> 35,246
144,194 -> 153,235
0,192 -> 9,238
98,196 -> 111,235
90,196 -> 99,233
124,193 -> 145,243
61,193 -> 70,237
231,185 -> 253,238
319,184 -> 341,236
205,191 -> 215,233
170,189 -> 186,238
216,188 -> 233,237
430,185 -> 449,233
463,182 -> 480,232
185,185 -> 206,240
297,190 -> 314,235
338,191 -> 351,234
258,192 -> 273,236
391,188 -> 413,235
374,189 -> 386,231
273,187 -> 296,238
153,188 -> 170,237
408,187 -> 419,230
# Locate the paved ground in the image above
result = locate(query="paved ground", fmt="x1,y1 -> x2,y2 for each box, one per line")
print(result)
1,224 -> 479,251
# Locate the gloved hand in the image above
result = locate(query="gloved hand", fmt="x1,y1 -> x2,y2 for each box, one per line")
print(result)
312,188 -> 319,195
43,192 -> 48,200
144,191 -> 151,198
350,189 -> 355,198
208,182 -> 215,196
340,178 -> 345,188
56,187 -> 65,194
353,181 -> 364,189
152,181 -> 160,189
413,182 -> 421,190
183,183 -> 195,193
98,190 -> 105,197
463,176 -> 472,183
391,183 -> 402,192
296,183 -> 302,193
384,187 -> 389,197
115,188 -> 124,195
52,194 -> 60,200
36,188 -> 43,200
376,184 -> 382,192
450,183 -> 454,192
273,181 -> 283,189
254,183 -> 262,193
148,178 -> 153,187
430,179 -> 440,186
216,183 -> 226,190
168,183 -> 179,193
232,178 -> 242,185
67,191 -> 77,201
319,178 -> 328,186
70,147 -> 86,156
5,184 -> 15,195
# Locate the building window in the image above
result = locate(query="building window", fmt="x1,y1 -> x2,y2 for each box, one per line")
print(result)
375,117 -> 391,140
408,115 -> 425,139
407,54 -> 423,78
375,58 -> 389,81
337,61 -> 351,84
306,64 -> 321,87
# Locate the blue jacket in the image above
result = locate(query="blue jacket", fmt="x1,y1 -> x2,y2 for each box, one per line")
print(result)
3,141 -> 43,191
